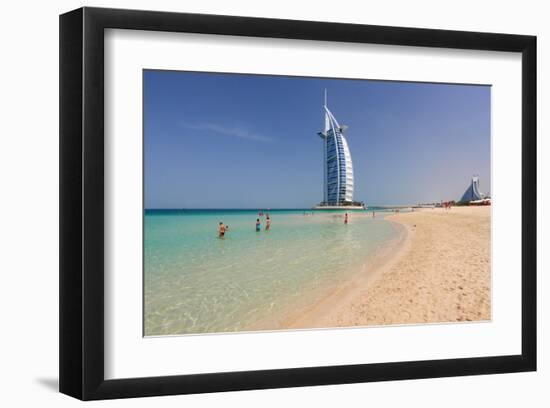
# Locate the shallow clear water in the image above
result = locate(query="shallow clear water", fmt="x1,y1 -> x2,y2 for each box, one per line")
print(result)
144,209 -> 399,335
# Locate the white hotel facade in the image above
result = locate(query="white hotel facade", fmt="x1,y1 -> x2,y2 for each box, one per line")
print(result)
316,92 -> 359,208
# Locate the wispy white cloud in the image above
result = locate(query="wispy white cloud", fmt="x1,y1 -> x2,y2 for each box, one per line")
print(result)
181,121 -> 273,143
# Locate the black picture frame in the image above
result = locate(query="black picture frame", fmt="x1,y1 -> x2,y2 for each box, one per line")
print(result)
60,7 -> 537,400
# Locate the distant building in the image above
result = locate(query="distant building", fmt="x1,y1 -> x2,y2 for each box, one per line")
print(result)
317,91 -> 356,207
460,175 -> 486,202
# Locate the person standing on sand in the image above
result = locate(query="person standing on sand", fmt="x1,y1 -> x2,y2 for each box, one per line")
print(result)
218,222 -> 226,238
256,218 -> 261,232
344,212 -> 349,224
266,214 -> 271,230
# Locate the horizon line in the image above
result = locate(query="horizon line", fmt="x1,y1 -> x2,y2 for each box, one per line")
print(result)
143,204 -> 429,210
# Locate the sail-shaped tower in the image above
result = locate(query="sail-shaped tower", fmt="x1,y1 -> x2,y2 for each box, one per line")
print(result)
460,175 -> 485,202
316,91 -> 356,207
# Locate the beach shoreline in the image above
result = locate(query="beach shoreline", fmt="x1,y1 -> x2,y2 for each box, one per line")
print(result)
279,216 -> 411,330
280,206 -> 491,329
145,206 -> 491,335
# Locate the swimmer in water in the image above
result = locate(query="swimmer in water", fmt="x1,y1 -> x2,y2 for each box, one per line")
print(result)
266,214 -> 271,230
344,212 -> 349,224
218,222 -> 226,237
256,218 -> 261,231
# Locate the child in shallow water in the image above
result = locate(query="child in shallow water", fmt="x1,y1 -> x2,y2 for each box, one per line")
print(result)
256,218 -> 261,231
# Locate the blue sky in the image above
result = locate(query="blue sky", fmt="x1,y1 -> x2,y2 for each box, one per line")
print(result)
144,70 -> 490,208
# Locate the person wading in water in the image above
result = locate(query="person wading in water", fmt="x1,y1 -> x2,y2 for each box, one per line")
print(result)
218,222 -> 226,238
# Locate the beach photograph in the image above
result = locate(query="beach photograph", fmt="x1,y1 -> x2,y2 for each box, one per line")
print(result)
143,70 -> 491,336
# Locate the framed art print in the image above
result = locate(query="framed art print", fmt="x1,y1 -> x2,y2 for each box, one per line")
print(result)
59,7 -> 536,400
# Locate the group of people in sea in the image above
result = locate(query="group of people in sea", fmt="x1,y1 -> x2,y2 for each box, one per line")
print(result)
217,209 -> 373,237
256,212 -> 271,232
217,211 -> 271,238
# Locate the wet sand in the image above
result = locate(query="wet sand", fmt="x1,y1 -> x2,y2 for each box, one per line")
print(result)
288,206 -> 491,329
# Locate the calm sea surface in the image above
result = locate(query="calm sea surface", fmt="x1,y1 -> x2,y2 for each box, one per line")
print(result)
144,208 -> 399,335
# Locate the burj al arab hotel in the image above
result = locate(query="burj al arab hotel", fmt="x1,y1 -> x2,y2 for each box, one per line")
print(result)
315,92 -> 364,209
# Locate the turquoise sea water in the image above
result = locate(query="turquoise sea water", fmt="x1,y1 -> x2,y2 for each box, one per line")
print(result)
144,209 -> 400,335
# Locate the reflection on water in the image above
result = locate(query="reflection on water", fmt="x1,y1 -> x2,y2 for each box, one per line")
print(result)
144,209 -> 397,335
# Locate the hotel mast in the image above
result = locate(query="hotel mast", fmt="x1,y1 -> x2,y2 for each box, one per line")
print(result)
317,90 -> 355,207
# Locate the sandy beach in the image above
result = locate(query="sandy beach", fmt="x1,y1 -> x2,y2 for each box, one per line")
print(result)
288,206 -> 491,329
